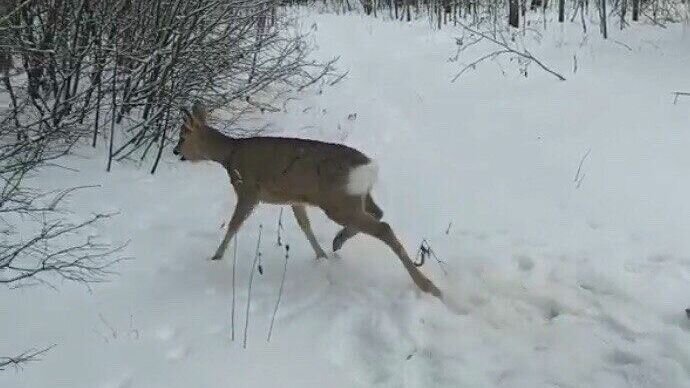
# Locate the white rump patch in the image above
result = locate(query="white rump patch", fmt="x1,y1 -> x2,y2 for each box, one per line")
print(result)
346,162 -> 378,195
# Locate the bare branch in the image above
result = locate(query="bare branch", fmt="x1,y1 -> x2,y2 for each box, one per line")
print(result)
453,22 -> 566,82
267,244 -> 289,342
243,224 -> 263,349
0,345 -> 55,372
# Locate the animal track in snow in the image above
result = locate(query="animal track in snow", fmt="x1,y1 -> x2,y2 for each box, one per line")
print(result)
99,375 -> 133,388
515,255 -> 535,271
155,326 -> 176,341
608,349 -> 643,366
165,346 -> 190,361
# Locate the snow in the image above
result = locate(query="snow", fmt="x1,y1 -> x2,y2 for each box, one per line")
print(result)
3,10 -> 690,388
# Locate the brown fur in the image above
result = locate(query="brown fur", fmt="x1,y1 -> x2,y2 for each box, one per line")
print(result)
174,103 -> 441,298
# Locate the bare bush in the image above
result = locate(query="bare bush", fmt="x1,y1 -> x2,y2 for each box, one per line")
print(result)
0,0 -> 337,172
0,206 -> 121,288
0,0 -> 335,368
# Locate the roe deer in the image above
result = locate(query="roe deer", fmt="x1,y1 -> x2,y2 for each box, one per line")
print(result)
173,103 -> 441,298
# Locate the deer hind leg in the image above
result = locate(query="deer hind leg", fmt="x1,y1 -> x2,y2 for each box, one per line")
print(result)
325,198 -> 441,297
292,205 -> 327,258
212,193 -> 257,261
332,194 -> 383,252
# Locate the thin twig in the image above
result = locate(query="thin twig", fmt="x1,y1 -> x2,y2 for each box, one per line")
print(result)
243,224 -> 262,349
453,22 -> 566,82
672,91 -> 690,104
0,345 -> 55,371
573,148 -> 591,189
231,235 -> 238,341
276,207 -> 284,247
267,244 -> 290,342
413,239 -> 448,275
611,40 -> 633,51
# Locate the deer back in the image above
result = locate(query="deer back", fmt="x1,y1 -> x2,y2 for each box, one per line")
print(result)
224,137 -> 377,206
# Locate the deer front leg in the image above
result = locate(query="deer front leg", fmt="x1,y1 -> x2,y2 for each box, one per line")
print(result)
212,194 -> 257,261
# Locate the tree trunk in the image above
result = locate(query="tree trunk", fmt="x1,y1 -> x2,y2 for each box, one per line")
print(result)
363,0 -> 372,15
559,0 -> 565,21
600,0 -> 608,38
509,0 -> 520,27
632,0 -> 639,20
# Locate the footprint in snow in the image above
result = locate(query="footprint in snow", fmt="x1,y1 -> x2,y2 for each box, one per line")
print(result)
207,324 -> 225,335
648,254 -> 672,263
587,220 -> 602,230
100,375 -> 133,388
188,230 -> 217,240
166,346 -> 190,362
515,255 -> 534,272
155,326 -> 176,342
608,349 -> 643,366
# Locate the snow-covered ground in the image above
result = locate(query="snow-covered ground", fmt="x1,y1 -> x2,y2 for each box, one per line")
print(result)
3,11 -> 690,388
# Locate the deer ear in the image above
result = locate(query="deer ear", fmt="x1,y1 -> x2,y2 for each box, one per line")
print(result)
191,102 -> 207,126
180,107 -> 195,132
180,107 -> 192,121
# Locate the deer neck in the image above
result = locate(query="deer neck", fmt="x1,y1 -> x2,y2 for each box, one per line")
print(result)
200,127 -> 237,164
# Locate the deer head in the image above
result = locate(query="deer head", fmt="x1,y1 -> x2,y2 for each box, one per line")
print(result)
173,103 -> 209,162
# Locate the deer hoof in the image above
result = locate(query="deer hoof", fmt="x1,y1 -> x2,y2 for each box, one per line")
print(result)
332,236 -> 345,252
418,277 -> 442,298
